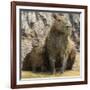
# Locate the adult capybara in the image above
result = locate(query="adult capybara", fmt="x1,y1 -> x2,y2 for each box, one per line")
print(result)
45,14 -> 76,74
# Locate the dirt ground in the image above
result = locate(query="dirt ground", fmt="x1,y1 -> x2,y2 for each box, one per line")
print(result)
21,70 -> 80,79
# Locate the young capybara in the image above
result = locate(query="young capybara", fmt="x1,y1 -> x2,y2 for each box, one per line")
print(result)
22,45 -> 47,73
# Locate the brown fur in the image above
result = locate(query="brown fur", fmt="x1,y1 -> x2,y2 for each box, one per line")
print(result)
22,52 -> 32,71
22,46 -> 46,72
66,48 -> 76,70
45,14 -> 76,74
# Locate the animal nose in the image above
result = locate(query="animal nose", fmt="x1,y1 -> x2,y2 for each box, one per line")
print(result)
66,26 -> 70,28
65,25 -> 72,31
66,25 -> 71,29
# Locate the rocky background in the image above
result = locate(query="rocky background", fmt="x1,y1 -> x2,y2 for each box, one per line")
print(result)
20,10 -> 80,71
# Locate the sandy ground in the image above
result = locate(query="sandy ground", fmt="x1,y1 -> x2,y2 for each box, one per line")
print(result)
21,70 -> 80,79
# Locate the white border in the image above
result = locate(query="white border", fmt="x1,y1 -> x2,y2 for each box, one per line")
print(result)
16,6 -> 85,85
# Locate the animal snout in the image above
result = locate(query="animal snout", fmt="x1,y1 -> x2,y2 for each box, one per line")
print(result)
65,24 -> 72,30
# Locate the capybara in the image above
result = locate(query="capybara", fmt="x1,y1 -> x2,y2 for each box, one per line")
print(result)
45,14 -> 76,74
22,46 -> 47,72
